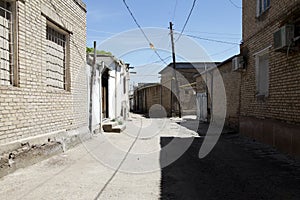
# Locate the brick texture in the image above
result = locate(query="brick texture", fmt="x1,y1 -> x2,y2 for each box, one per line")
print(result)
0,0 -> 87,144
160,67 -> 202,116
241,0 -> 300,157
196,61 -> 241,130
241,0 -> 300,124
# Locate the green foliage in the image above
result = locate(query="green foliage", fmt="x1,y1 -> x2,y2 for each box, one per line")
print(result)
86,47 -> 112,56
86,47 -> 94,53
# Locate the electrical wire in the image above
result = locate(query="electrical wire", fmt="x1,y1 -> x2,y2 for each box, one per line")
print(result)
172,0 -> 178,21
137,56 -> 172,68
185,30 -> 241,36
122,0 -> 167,65
180,33 -> 240,45
176,0 -> 197,42
209,45 -> 238,57
228,0 -> 242,9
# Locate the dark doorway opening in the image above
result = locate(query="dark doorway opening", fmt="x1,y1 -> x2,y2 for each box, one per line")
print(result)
102,69 -> 109,119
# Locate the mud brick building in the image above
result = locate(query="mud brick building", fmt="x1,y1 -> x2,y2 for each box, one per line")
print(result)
240,0 -> 300,156
133,83 -> 162,115
195,56 -> 241,131
0,0 -> 87,154
159,62 -> 217,117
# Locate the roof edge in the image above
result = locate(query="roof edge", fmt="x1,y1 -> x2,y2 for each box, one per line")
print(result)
73,0 -> 87,12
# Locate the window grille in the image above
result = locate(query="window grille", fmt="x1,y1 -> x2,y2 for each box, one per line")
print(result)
46,25 -> 66,90
0,0 -> 13,86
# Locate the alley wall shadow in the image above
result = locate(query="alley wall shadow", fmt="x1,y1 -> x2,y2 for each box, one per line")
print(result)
159,135 -> 300,200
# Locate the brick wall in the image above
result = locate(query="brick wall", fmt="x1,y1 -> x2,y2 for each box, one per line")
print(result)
133,84 -> 162,115
241,0 -> 300,156
196,61 -> 241,130
241,0 -> 300,124
160,70 -> 172,116
160,67 -> 202,116
217,62 -> 241,129
0,0 -> 87,145
144,85 -> 161,114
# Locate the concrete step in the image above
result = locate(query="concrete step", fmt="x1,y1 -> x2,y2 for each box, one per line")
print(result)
110,124 -> 126,133
102,122 -> 118,132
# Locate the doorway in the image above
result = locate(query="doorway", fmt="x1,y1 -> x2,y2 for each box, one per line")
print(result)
102,69 -> 109,119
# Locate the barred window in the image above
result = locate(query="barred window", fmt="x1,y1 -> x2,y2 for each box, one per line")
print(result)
46,23 -> 68,90
255,48 -> 270,97
256,0 -> 270,17
0,0 -> 14,86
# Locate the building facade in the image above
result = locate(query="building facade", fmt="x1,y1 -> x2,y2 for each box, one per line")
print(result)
87,54 -> 130,133
196,56 -> 241,131
133,83 -> 162,115
240,0 -> 300,156
159,62 -> 217,117
0,0 -> 87,153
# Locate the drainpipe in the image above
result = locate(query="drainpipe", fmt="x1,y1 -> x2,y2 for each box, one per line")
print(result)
160,85 -> 162,110
99,61 -> 104,133
89,41 -> 96,133
211,71 -> 214,122
115,64 -> 117,120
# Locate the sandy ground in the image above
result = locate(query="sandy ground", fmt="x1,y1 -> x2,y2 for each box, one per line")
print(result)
0,114 -> 299,200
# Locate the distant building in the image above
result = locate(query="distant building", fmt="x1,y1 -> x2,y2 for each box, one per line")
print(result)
159,62 -> 218,117
132,83 -> 162,115
240,0 -> 300,156
87,54 -> 130,133
195,56 -> 241,131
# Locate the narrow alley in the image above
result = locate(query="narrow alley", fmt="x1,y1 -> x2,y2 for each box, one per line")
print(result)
0,114 -> 299,200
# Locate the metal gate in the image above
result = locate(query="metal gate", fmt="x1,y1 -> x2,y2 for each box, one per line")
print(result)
196,93 -> 207,122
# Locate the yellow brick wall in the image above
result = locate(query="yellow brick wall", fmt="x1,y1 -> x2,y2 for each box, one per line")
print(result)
241,0 -> 300,124
0,0 -> 87,144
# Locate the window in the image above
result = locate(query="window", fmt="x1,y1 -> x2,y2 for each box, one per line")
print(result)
0,0 -> 15,86
46,22 -> 69,90
255,48 -> 270,97
257,0 -> 270,17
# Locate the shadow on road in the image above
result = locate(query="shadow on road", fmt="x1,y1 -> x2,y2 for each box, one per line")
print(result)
159,135 -> 300,200
176,118 -> 237,136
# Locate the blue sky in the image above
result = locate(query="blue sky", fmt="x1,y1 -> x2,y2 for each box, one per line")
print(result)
85,0 -> 242,83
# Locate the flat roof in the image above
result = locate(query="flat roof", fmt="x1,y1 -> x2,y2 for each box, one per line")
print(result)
159,62 -> 220,74
194,55 -> 240,78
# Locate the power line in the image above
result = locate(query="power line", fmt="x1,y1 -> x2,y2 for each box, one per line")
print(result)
185,30 -> 241,36
180,33 -> 240,45
228,0 -> 242,9
184,34 -> 241,40
144,33 -> 171,65
209,45 -> 238,57
137,56 -> 172,68
122,0 -> 167,65
176,0 -> 197,42
171,0 -> 178,21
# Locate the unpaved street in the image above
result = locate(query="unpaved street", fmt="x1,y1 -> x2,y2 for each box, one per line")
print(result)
0,114 -> 299,200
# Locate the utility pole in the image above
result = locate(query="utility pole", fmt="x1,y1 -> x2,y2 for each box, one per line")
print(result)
169,22 -> 181,118
89,41 -> 97,133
